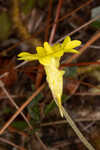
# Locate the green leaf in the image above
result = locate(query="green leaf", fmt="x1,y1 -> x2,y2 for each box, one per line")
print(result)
91,21 -> 100,29
11,121 -> 28,130
28,91 -> 43,122
44,101 -> 56,115
3,107 -> 11,114
44,94 -> 70,115
0,12 -> 11,41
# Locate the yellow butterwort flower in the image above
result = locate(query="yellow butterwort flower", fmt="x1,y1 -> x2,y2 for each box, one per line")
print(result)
18,36 -> 81,117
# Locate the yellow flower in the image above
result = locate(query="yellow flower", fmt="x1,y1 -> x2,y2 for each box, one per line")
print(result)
18,36 -> 81,65
18,36 -> 81,117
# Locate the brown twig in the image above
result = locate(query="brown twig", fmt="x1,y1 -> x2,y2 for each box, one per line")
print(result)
0,137 -> 26,150
8,126 -> 28,137
67,78 -> 100,91
41,109 -> 100,127
56,15 -> 100,43
4,0 -> 94,53
0,83 -> 46,135
35,132 -> 49,150
35,65 -> 44,88
49,0 -> 63,44
44,0 -> 53,41
56,0 -> 93,24
0,80 -> 32,129
75,92 -> 100,96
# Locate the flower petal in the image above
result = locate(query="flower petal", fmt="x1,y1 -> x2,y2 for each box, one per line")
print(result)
64,48 -> 79,54
65,40 -> 81,49
36,47 -> 45,56
62,36 -> 71,47
18,52 -> 38,61
52,43 -> 64,58
44,42 -> 53,54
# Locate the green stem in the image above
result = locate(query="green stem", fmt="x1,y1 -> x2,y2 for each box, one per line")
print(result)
54,98 -> 95,150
